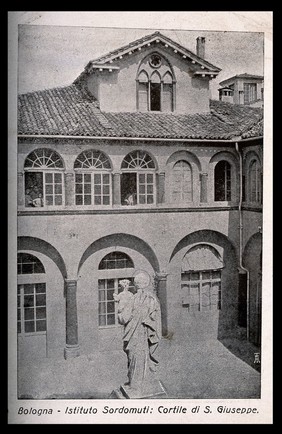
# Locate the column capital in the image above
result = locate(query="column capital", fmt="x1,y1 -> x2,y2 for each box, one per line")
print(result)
65,279 -> 78,288
158,171 -> 165,176
17,171 -> 24,177
200,172 -> 208,176
113,171 -> 122,176
155,271 -> 168,281
65,171 -> 74,177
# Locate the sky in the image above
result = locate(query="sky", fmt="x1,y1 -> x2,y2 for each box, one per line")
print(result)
17,21 -> 264,101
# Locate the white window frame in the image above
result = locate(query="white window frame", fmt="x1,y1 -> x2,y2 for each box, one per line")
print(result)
24,169 -> 65,208
121,151 -> 156,206
121,171 -> 156,206
74,150 -> 112,207
74,170 -> 112,206
98,277 -> 135,328
181,270 -> 222,312
17,280 -> 47,336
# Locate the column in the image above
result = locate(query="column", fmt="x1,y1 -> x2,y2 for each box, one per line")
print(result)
155,272 -> 168,336
157,172 -> 165,204
64,279 -> 80,359
113,172 -> 121,206
200,172 -> 208,203
65,172 -> 74,206
18,172 -> 24,207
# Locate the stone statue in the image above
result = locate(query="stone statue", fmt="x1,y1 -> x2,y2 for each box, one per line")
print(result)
112,271 -> 166,399
113,279 -> 134,325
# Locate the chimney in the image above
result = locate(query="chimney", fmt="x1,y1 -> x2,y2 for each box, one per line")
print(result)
196,37 -> 205,59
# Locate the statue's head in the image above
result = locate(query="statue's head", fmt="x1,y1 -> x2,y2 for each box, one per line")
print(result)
119,279 -> 131,290
134,270 -> 151,290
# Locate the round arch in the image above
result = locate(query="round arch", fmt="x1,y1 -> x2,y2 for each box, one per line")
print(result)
167,229 -> 239,340
166,150 -> 202,172
243,150 -> 262,168
169,229 -> 237,264
209,150 -> 239,168
243,232 -> 262,268
242,231 -> 262,344
78,233 -> 160,275
165,150 -> 202,204
121,149 -> 158,171
24,148 -> 65,169
17,236 -> 67,279
73,149 -> 113,170
243,151 -> 262,204
209,151 -> 239,203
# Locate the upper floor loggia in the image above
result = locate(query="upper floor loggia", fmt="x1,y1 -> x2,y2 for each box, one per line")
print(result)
17,145 -> 263,212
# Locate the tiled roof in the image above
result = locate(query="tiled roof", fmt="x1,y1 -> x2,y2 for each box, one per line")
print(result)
18,84 -> 263,141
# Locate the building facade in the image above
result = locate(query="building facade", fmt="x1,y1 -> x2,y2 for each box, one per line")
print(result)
17,32 -> 263,363
219,73 -> 264,107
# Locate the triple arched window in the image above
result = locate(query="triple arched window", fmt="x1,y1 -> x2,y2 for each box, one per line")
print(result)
137,53 -> 174,112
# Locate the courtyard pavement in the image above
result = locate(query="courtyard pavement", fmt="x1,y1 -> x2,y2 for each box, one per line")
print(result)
17,337 -> 260,400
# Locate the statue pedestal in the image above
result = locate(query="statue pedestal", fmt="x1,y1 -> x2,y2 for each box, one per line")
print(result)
110,380 -> 167,399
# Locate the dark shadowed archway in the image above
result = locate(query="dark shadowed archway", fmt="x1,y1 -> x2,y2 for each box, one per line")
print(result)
168,229 -> 238,343
243,232 -> 262,345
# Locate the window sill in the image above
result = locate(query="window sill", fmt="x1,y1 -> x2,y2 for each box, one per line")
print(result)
18,204 -> 241,215
18,331 -> 46,337
98,325 -> 121,330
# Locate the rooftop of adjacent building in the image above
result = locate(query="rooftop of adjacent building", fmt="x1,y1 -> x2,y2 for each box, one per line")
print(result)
219,73 -> 264,86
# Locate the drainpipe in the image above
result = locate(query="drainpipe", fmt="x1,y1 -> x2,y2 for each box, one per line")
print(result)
235,141 -> 250,341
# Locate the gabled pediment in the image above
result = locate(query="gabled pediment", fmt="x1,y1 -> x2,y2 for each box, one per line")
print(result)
81,31 -> 221,78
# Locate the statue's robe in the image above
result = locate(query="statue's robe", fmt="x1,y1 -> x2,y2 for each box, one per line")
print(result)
120,288 -> 162,393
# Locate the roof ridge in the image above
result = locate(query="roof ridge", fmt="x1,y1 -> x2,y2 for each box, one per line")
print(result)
89,31 -> 161,63
87,31 -> 220,72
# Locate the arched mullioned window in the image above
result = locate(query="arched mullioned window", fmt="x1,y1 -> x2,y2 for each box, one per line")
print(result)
121,151 -> 156,206
137,53 -> 174,112
214,161 -> 231,201
249,159 -> 262,203
97,251 -> 135,327
181,245 -> 224,312
17,253 -> 46,335
98,251 -> 134,270
74,150 -> 112,206
17,253 -> 45,274
24,149 -> 64,207
172,160 -> 193,203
